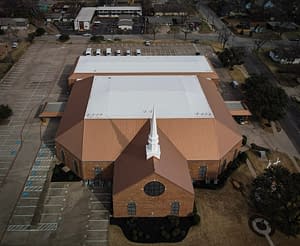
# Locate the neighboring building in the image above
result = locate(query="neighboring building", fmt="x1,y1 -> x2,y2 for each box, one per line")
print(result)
153,3 -> 188,16
118,14 -> 133,30
269,48 -> 300,64
0,18 -> 29,30
74,6 -> 142,31
96,6 -> 142,17
55,56 -> 242,217
74,7 -> 95,31
67,56 -> 219,86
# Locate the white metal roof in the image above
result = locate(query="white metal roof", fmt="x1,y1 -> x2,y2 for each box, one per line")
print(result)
84,75 -> 214,119
74,7 -> 95,22
74,56 -> 213,74
96,6 -> 142,11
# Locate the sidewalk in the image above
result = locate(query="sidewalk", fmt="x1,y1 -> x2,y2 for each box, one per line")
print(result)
239,121 -> 300,172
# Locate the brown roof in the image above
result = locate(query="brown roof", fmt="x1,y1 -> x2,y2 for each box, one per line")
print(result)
56,77 -> 93,159
68,72 -> 219,86
56,77 -> 241,161
113,121 -> 194,195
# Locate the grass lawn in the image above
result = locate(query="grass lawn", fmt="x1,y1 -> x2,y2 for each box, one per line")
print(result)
108,163 -> 300,245
199,21 -> 212,33
11,41 -> 30,62
229,65 -> 249,83
247,150 -> 298,175
0,41 -> 30,80
0,62 -> 12,80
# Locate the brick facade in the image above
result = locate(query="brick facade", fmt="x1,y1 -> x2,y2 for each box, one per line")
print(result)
187,141 -> 242,182
113,173 -> 194,217
56,140 -> 242,184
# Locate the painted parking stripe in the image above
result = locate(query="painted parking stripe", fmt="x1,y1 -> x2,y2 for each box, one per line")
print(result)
91,201 -> 111,204
85,240 -> 107,243
87,229 -> 108,232
7,225 -> 30,231
16,205 -> 37,208
32,166 -> 50,171
35,223 -> 57,231
24,186 -> 43,192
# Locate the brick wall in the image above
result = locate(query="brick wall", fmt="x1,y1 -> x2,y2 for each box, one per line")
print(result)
113,173 -> 194,217
56,142 -> 82,177
188,141 -> 242,182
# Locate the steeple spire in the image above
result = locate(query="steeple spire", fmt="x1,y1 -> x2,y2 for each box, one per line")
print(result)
146,106 -> 161,160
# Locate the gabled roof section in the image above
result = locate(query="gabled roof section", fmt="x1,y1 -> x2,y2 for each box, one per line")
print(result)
55,77 -> 93,159
113,121 -> 194,196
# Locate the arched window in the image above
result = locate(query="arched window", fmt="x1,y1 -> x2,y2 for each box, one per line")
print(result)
73,160 -> 79,174
144,181 -> 165,196
171,201 -> 180,215
127,202 -> 136,216
61,150 -> 65,163
199,166 -> 207,179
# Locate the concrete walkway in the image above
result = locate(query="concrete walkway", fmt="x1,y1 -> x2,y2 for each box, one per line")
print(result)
246,159 -> 257,178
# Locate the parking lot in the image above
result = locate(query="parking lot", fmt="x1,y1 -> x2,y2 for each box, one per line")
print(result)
0,37 -> 229,245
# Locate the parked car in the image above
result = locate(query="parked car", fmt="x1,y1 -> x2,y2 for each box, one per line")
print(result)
136,49 -> 141,56
106,48 -> 112,56
231,80 -> 239,88
116,49 -> 121,56
95,48 -> 101,56
85,48 -> 92,56
144,40 -> 151,46
12,42 -> 18,48
126,49 -> 131,56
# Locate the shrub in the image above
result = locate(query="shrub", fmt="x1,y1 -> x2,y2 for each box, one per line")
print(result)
114,37 -> 121,41
191,213 -> 200,225
59,34 -> 70,42
172,227 -> 181,237
237,152 -> 248,163
242,135 -> 247,146
90,35 -> 104,42
35,27 -> 46,36
167,215 -> 180,227
27,33 -> 35,43
138,230 -> 143,238
0,104 -> 12,120
0,29 -> 5,35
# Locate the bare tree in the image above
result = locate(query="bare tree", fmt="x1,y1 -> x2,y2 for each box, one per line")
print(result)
218,27 -> 231,48
147,23 -> 161,40
168,25 -> 180,40
254,39 -> 268,51
181,27 -> 191,41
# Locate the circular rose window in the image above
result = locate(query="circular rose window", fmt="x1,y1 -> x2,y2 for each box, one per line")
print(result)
144,181 -> 165,196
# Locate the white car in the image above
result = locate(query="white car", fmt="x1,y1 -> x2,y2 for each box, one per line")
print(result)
116,49 -> 121,56
136,49 -> 141,56
82,33 -> 92,37
12,42 -> 18,48
95,49 -> 101,56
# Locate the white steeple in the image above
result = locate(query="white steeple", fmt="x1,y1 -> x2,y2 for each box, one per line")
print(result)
146,107 -> 161,160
